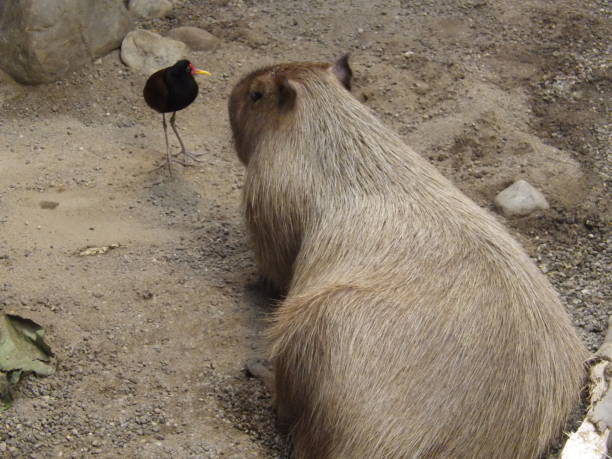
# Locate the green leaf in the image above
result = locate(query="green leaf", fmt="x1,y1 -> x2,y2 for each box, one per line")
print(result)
0,314 -> 54,378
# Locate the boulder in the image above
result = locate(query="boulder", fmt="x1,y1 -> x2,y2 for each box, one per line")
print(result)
167,27 -> 220,52
0,0 -> 131,85
494,179 -> 550,217
121,30 -> 189,75
128,0 -> 173,19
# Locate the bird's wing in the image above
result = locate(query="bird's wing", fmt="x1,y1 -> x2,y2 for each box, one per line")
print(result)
143,71 -> 169,112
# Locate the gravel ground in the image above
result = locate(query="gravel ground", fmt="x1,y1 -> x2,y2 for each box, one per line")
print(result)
0,0 -> 610,457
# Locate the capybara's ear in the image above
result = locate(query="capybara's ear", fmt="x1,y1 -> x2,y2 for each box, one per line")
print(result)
332,54 -> 352,91
274,74 -> 297,110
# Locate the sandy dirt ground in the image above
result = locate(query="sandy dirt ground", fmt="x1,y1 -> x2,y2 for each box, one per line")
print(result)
0,0 -> 610,457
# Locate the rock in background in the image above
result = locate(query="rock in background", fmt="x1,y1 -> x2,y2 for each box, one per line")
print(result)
0,0 -> 131,85
128,0 -> 173,19
167,27 -> 220,52
121,30 -> 189,75
495,180 -> 550,217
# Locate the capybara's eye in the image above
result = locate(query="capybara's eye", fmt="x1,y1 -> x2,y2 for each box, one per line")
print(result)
250,91 -> 263,102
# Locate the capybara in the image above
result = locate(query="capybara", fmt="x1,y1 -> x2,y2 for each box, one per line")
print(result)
228,55 -> 588,458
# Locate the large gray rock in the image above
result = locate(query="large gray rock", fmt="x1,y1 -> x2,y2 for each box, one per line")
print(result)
0,0 -> 131,85
128,0 -> 173,19
167,27 -> 220,52
121,30 -> 189,75
494,179 -> 550,217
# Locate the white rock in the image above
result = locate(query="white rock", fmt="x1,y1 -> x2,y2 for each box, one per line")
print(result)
128,0 -> 172,19
494,179 -> 550,217
561,420 -> 608,458
121,30 -> 189,75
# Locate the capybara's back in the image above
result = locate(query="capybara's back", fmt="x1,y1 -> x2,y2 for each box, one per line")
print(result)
228,56 -> 588,458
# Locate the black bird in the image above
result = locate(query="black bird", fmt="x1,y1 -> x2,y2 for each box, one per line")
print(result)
143,59 -> 210,174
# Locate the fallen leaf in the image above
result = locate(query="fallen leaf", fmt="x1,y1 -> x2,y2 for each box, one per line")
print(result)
77,243 -> 122,256
0,314 -> 54,377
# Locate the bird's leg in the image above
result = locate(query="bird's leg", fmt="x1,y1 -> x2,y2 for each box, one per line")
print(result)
150,113 -> 176,175
150,113 -> 196,175
162,113 -> 173,175
169,111 -> 204,164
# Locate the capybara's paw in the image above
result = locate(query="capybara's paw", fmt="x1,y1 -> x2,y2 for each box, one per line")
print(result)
245,358 -> 273,380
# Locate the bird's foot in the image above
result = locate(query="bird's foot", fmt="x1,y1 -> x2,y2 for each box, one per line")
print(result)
150,156 -> 193,175
176,150 -> 205,164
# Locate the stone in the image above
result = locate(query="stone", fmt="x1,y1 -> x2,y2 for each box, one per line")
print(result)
121,30 -> 189,75
413,80 -> 430,95
494,179 -> 550,217
166,27 -> 220,52
128,0 -> 173,19
0,0 -> 131,85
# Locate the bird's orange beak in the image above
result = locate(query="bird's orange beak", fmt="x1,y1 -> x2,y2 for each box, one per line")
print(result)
192,67 -> 211,76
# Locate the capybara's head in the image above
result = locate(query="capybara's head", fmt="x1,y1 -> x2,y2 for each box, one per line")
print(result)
228,55 -> 353,165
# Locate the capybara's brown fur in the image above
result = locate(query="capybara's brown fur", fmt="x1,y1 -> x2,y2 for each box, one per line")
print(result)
228,56 -> 588,459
